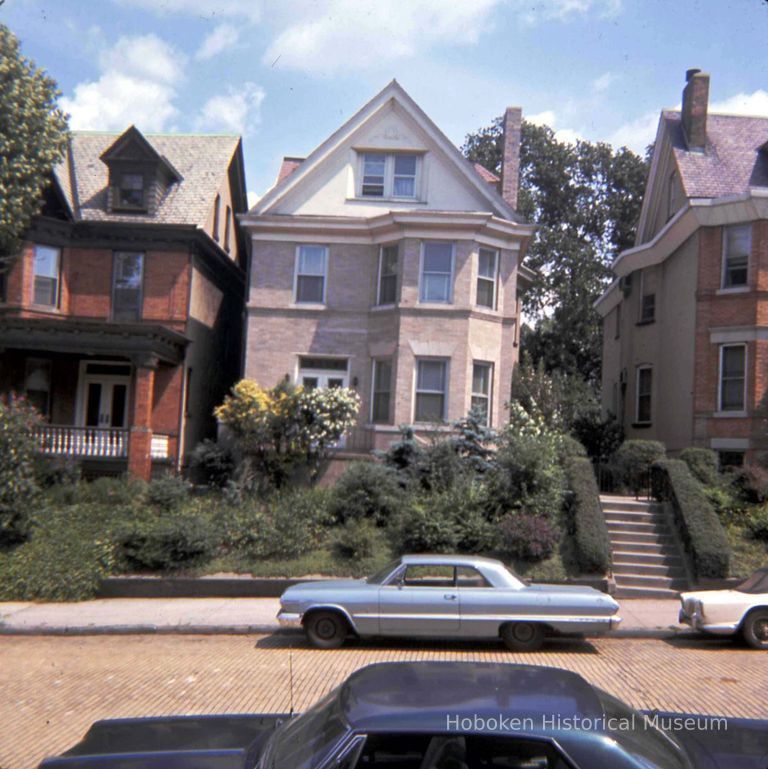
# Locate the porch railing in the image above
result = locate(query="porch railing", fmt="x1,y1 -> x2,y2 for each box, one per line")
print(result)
33,425 -> 129,459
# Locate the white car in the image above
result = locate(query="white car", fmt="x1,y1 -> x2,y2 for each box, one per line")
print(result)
679,567 -> 768,649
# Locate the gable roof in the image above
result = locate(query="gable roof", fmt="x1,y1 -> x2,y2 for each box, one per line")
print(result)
663,110 -> 768,198
251,80 -> 524,223
54,131 -> 243,227
99,125 -> 183,183
275,157 -> 305,185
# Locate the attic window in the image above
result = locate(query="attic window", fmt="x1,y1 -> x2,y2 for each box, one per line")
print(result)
359,152 -> 420,199
118,173 -> 146,210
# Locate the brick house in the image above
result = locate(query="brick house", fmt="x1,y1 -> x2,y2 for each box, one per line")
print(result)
597,69 -> 768,466
0,126 -> 247,479
241,81 -> 534,451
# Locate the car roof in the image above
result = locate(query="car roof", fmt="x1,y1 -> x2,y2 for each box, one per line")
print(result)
400,554 -> 505,567
337,662 -> 604,733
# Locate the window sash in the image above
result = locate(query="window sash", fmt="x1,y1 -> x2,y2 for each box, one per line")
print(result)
723,225 -> 751,288
362,153 -> 385,196
33,245 -> 60,307
476,248 -> 498,309
420,243 -> 453,303
392,155 -> 417,198
296,246 -> 327,303
471,362 -> 492,425
415,359 -> 447,422
372,359 -> 392,424
720,346 -> 746,411
360,153 -> 418,198
112,251 -> 144,320
640,293 -> 655,322
119,174 -> 145,207
377,245 -> 398,305
636,368 -> 652,423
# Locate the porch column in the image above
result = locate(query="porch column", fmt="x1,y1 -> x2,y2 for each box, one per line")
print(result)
128,359 -> 156,481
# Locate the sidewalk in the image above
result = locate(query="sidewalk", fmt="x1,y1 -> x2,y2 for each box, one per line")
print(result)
0,597 -> 687,638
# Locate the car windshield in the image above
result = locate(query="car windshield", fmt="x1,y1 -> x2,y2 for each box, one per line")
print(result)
268,689 -> 348,769
736,569 -> 768,594
367,560 -> 401,584
596,688 -> 692,769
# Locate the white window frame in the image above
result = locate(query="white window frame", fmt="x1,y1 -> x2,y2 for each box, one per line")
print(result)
635,365 -> 653,424
414,357 -> 449,423
718,343 -> 747,414
112,251 -> 145,322
370,358 -> 393,424
32,244 -> 61,309
419,242 -> 455,304
358,152 -> 421,200
376,244 -> 399,306
721,224 -> 751,290
293,245 -> 328,305
476,248 -> 499,309
638,269 -> 655,323
470,361 -> 493,426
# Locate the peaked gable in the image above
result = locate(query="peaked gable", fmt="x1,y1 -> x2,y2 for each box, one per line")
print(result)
252,80 -> 522,223
100,125 -> 182,182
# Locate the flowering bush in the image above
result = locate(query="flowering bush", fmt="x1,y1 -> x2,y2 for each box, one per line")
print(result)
215,379 -> 360,487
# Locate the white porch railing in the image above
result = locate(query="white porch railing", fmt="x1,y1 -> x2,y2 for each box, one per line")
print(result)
33,425 -> 129,458
150,434 -> 170,459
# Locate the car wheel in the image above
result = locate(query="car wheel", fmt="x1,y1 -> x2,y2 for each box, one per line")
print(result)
742,609 -> 768,650
305,611 -> 348,649
501,622 -> 546,652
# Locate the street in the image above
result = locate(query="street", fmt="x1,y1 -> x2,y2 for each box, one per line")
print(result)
1,633 -> 765,769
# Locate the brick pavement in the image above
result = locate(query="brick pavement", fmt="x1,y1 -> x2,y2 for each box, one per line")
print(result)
1,635 -> 765,769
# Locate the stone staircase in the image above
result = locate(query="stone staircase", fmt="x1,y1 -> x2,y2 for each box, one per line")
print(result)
601,495 -> 690,598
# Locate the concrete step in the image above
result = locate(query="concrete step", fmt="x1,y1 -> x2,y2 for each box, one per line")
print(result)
614,573 -> 688,591
608,532 -> 676,546
613,550 -> 684,565
614,585 -> 683,599
606,520 -> 669,534
603,510 -> 667,523
613,562 -> 687,578
600,497 -> 659,513
611,540 -> 680,554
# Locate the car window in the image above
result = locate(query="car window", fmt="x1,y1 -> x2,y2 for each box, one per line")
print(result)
403,565 -> 455,587
367,561 -> 401,585
737,570 -> 768,594
456,566 -> 492,588
342,733 -> 571,769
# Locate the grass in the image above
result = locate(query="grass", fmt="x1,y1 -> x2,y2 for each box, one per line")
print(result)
726,524 -> 768,579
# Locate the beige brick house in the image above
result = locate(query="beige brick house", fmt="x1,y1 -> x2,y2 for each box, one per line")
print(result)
597,69 -> 768,466
241,81 -> 534,451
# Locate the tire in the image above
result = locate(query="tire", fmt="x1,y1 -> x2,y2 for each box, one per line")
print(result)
501,622 -> 546,652
304,611 -> 348,649
742,609 -> 768,650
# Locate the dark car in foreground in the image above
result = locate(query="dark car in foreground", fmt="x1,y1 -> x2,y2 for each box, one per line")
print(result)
40,661 -> 768,768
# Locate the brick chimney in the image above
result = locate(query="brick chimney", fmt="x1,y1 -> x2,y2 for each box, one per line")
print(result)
500,106 -> 522,211
681,68 -> 710,151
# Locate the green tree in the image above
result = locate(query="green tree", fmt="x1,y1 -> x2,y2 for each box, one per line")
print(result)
462,119 -> 648,383
0,25 -> 68,265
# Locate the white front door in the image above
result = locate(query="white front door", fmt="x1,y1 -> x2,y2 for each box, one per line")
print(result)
300,372 -> 347,390
298,359 -> 349,447
77,362 -> 132,429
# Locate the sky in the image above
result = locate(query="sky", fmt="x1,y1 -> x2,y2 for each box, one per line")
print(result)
3,0 -> 768,205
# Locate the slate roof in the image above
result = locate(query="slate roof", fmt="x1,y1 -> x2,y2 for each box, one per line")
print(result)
54,131 -> 241,227
275,156 -> 305,185
473,162 -> 500,185
664,110 -> 768,198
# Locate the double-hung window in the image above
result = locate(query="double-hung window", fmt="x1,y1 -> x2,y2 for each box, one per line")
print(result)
33,245 -> 61,308
638,270 -> 655,323
377,245 -> 398,305
371,359 -> 393,424
722,225 -> 750,289
295,245 -> 327,304
719,344 -> 746,412
471,362 -> 493,425
112,251 -> 144,321
636,366 -> 652,424
420,242 -> 453,303
360,153 -> 419,199
415,359 -> 447,422
476,248 -> 498,309
118,173 -> 145,209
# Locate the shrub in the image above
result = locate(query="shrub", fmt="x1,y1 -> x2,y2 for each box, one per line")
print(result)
557,435 -> 587,464
652,459 -> 730,579
332,520 -> 377,560
745,507 -> 768,542
613,440 -> 666,495
146,474 -> 191,512
391,497 -> 459,553
191,439 -> 235,488
261,488 -> 329,558
215,497 -> 268,552
117,514 -> 215,571
416,440 -> 466,493
737,465 -> 768,504
565,457 -> 612,574
497,513 -> 559,562
75,476 -> 148,507
680,448 -> 719,487
34,455 -> 81,488
0,396 -> 41,546
329,461 -> 404,525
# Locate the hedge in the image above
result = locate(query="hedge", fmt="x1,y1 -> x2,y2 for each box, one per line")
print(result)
566,457 -> 612,574
652,459 -> 730,579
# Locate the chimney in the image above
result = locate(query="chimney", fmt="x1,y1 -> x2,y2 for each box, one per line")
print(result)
681,68 -> 710,151
500,106 -> 522,211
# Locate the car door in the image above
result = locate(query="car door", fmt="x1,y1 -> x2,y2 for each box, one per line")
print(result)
455,565 -> 510,638
378,564 -> 460,635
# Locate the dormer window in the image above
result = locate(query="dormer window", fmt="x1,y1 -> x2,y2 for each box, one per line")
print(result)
118,173 -> 146,210
359,152 -> 420,199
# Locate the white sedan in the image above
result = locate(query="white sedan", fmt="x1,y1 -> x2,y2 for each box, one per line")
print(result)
679,567 -> 768,649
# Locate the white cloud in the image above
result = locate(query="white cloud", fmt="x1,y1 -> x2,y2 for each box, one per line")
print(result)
247,190 -> 260,208
197,82 -> 266,134
115,0 -> 262,23
527,110 -> 556,127
519,0 -> 622,24
592,71 -> 617,93
527,110 -> 581,144
710,90 -> 768,117
60,34 -> 186,132
608,110 -> 659,154
196,23 -> 240,61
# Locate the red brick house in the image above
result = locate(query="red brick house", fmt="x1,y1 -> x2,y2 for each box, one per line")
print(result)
0,126 -> 247,479
597,70 -> 768,466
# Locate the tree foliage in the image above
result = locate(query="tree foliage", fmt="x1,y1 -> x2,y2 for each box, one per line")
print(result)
462,118 -> 648,382
0,25 -> 68,262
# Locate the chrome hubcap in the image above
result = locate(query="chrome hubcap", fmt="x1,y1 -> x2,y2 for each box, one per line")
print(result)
755,619 -> 768,642
514,624 -> 535,643
316,619 -> 336,639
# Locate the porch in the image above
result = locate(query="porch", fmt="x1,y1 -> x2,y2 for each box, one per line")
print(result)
32,425 -> 171,461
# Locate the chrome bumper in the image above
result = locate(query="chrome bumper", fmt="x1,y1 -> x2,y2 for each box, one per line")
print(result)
610,615 -> 623,630
277,611 -> 302,629
679,608 -> 737,635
